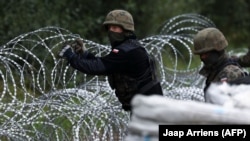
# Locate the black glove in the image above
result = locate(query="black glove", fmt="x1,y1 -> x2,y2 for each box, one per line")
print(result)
238,47 -> 250,67
230,55 -> 239,61
71,38 -> 86,54
58,44 -> 74,59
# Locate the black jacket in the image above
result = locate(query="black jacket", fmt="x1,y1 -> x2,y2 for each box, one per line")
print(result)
66,39 -> 163,111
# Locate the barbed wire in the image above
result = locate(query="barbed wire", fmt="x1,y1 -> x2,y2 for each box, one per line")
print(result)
0,13 -> 217,141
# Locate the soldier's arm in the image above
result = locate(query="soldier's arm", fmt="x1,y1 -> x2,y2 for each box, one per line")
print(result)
218,65 -> 245,82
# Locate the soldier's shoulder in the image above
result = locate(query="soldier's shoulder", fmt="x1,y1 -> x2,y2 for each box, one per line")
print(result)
117,39 -> 143,53
218,65 -> 244,81
222,64 -> 243,72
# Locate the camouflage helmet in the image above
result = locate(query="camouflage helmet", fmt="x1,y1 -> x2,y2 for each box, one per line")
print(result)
103,9 -> 134,31
193,27 -> 228,55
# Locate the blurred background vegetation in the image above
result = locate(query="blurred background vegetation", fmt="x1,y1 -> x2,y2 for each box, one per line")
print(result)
0,0 -> 250,50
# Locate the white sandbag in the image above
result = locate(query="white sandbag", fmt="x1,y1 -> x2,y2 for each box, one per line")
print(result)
125,134 -> 158,141
131,95 -> 250,124
128,114 -> 177,136
126,95 -> 250,141
206,83 -> 250,109
226,92 -> 250,109
128,115 -> 159,136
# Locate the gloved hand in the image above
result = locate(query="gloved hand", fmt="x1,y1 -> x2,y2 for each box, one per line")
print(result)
237,47 -> 250,67
243,47 -> 250,58
230,55 -> 239,61
58,44 -> 74,59
71,38 -> 86,54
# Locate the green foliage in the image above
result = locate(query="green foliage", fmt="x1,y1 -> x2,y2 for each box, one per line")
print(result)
0,0 -> 249,49
195,0 -> 250,48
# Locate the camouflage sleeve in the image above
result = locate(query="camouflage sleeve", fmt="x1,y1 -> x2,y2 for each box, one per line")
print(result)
216,65 -> 245,82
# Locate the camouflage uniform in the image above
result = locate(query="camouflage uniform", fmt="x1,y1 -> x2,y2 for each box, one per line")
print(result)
193,28 -> 246,98
199,54 -> 245,92
59,10 -> 163,111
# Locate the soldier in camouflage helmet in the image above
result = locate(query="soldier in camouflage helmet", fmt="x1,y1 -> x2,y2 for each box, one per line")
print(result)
58,9 -> 163,112
193,27 -> 246,100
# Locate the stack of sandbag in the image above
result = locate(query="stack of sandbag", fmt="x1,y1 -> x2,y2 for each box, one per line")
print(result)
124,86 -> 250,141
206,82 -> 250,109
